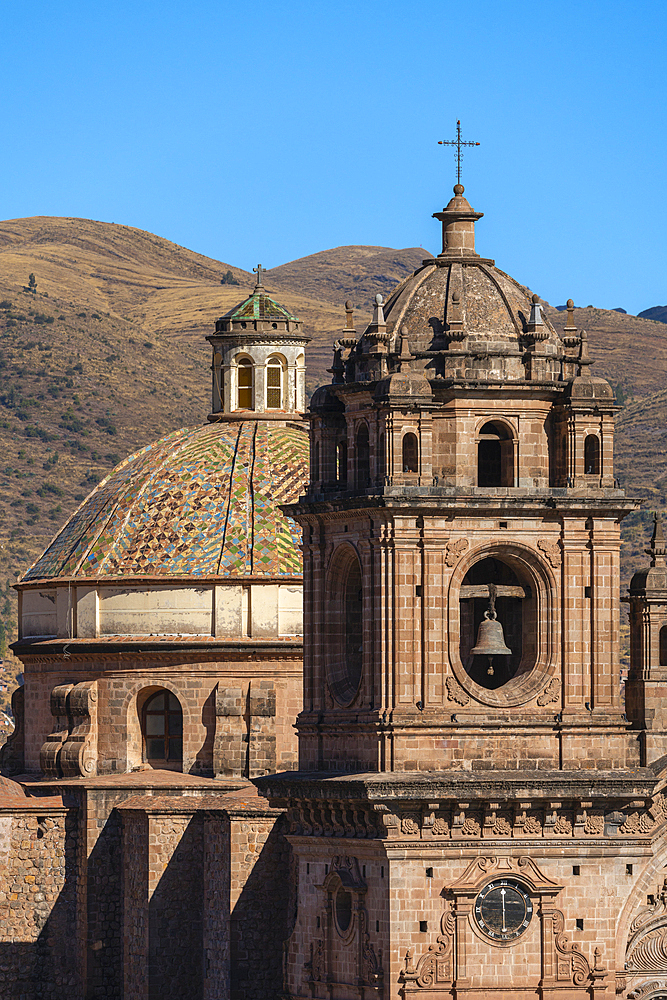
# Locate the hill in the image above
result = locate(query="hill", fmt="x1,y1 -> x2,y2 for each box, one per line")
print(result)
0,215 -> 666,709
638,306 -> 667,323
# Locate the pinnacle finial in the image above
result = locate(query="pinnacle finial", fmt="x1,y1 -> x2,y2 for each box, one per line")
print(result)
646,511 -> 667,567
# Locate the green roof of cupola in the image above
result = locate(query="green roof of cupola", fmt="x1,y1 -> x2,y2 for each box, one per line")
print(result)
222,264 -> 299,323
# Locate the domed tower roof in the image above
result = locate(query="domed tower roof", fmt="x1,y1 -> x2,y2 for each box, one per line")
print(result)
345,185 -> 567,385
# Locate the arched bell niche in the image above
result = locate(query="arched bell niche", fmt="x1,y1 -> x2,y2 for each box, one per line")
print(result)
459,557 -> 532,690
448,543 -> 558,708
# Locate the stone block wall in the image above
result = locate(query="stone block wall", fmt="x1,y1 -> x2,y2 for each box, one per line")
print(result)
0,803 -> 80,1000
17,651 -> 301,778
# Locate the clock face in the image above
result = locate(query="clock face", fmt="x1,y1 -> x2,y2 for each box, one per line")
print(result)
474,879 -> 533,942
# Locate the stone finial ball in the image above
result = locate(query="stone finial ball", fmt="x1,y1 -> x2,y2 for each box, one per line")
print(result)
375,294 -> 383,305
454,184 -> 464,195
532,294 -> 540,304
567,298 -> 574,308
345,300 -> 352,310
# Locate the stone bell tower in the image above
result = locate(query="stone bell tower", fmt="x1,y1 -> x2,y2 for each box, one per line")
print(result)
288,182 -> 636,775
258,179 -> 667,1000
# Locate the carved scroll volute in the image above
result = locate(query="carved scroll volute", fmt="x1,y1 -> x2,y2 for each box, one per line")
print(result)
40,683 -> 73,777
59,680 -> 98,778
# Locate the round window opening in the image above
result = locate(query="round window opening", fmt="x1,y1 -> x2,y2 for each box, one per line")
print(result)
459,557 -> 535,690
335,888 -> 353,934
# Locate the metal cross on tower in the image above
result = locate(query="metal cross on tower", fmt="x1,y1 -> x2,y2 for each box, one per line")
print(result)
438,120 -> 480,185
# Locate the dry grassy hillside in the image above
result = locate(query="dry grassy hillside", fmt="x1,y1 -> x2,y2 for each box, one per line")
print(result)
0,215 -> 665,713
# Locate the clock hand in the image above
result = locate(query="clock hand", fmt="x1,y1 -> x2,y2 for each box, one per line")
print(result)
501,888 -> 506,932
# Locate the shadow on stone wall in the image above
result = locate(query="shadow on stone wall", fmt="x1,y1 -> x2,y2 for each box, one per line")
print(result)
0,810 -> 80,999
229,815 -> 290,1000
149,815 -> 204,1000
86,807 -> 123,998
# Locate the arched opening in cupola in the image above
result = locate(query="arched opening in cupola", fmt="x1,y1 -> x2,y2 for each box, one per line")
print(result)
402,433 -> 419,473
477,421 -> 514,487
141,689 -> 183,771
584,434 -> 600,475
236,358 -> 253,410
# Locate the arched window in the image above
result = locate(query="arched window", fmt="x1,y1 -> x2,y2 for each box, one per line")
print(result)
378,433 -> 385,479
478,421 -> 514,487
584,435 -> 600,475
313,440 -> 320,483
337,440 -> 347,485
660,625 -> 667,667
355,424 -> 370,488
266,356 -> 284,409
142,690 -> 183,771
326,547 -> 364,706
402,433 -> 418,473
237,358 -> 253,410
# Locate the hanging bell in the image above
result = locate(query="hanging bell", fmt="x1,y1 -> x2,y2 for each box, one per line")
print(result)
470,611 -> 512,657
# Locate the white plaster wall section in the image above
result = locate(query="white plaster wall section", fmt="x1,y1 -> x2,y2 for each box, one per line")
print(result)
21,588 -> 57,638
278,584 -> 303,636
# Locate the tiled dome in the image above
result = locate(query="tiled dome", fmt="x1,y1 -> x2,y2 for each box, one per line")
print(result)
23,420 -> 309,581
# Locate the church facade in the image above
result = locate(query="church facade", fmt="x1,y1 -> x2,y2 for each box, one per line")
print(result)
1,180 -> 667,1000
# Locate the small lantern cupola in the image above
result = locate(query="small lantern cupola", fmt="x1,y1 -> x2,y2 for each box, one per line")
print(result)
207,265 -> 310,421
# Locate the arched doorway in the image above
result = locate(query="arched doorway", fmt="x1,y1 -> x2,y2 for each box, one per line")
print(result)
142,689 -> 183,771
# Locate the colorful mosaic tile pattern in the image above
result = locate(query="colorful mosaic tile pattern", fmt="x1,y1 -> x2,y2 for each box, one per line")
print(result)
23,421 -> 309,581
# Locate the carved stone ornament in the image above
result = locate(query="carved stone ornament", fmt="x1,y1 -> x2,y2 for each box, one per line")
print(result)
399,900 -> 456,988
538,538 -> 562,567
445,537 -> 469,567
628,981 -> 667,999
626,879 -> 667,973
554,909 -> 593,985
584,813 -> 605,835
461,816 -> 481,837
432,816 -> 450,837
554,815 -> 573,836
524,815 -> 543,835
402,813 -> 421,836
621,795 -> 667,836
39,681 -> 98,778
537,677 -> 561,707
445,675 -> 470,706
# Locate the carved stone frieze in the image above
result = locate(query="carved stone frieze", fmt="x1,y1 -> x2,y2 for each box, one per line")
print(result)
399,900 -> 456,989
621,795 -> 666,836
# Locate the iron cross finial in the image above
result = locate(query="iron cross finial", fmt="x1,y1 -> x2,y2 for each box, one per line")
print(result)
253,264 -> 264,287
438,120 -> 480,185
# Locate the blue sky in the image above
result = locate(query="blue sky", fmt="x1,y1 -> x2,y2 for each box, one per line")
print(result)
0,0 -> 665,314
